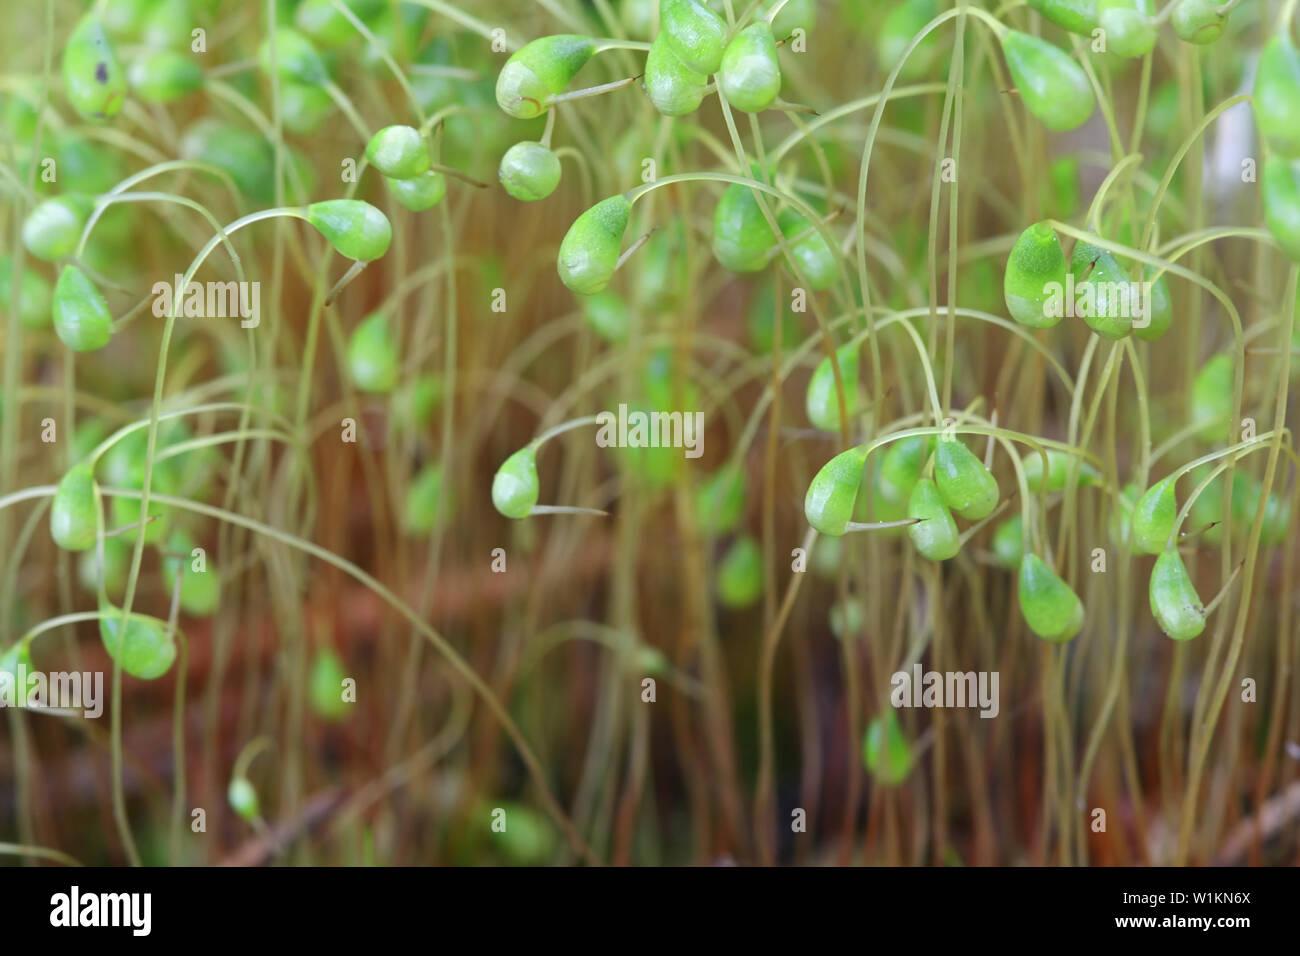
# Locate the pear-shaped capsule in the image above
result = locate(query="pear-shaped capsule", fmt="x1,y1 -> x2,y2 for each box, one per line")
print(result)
259,28 -> 329,84
719,23 -> 781,113
1001,30 -> 1094,132
863,711 -> 913,786
393,375 -> 442,427
697,464 -> 747,536
804,446 -> 868,536
100,606 -> 177,679
716,535 -> 763,609
499,141 -> 561,202
52,265 -> 113,352
661,0 -> 728,75
493,447 -> 540,519
712,179 -> 778,273
557,195 -> 631,295
281,82 -> 334,134
228,777 -> 260,821
778,208 -> 839,291
1004,222 -> 1068,328
128,50 -> 203,103
346,313 -> 399,394
63,15 -> 127,120
1017,553 -> 1084,642
1149,548 -> 1206,640
1070,241 -> 1132,339
1191,352 -> 1232,439
309,648 -> 351,720
160,529 -> 220,617
934,438 -> 999,521
1262,157 -> 1300,262
879,436 -> 933,504
51,463 -> 99,552
644,33 -> 708,117
1255,37 -> 1300,160
1172,0 -> 1228,43
908,477 -> 960,560
1097,0 -> 1156,58
387,171 -> 446,213
1026,0 -> 1100,34
22,195 -> 93,262
0,255 -> 52,330
805,344 -> 862,432
1134,270 -> 1172,342
1023,449 -> 1100,493
305,200 -> 393,261
1132,475 -> 1177,554
403,462 -> 447,534
365,125 -> 430,180
495,35 -> 596,119
992,514 -> 1024,568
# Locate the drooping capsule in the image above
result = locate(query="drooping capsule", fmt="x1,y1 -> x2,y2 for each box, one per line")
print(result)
22,195 -> 94,262
1022,448 -> 1100,493
661,0 -> 728,75
1134,270 -> 1172,342
1017,553 -> 1084,642
51,463 -> 100,552
804,445 -> 868,536
644,33 -> 708,117
697,464 -> 747,536
1026,0 -> 1100,34
305,200 -> 393,261
1004,222 -> 1068,328
1149,548 -> 1206,640
907,477 -> 961,561
493,447 -> 540,519
309,648 -> 351,720
52,265 -> 113,352
160,528 -> 221,617
495,35 -> 596,119
1070,241 -> 1133,339
63,15 -> 128,121
557,195 -> 632,295
280,82 -> 335,134
1096,0 -> 1156,58
365,125 -> 431,180
716,535 -> 763,609
1132,476 -> 1177,554
712,179 -> 778,273
805,343 -> 862,433
128,50 -> 203,103
863,711 -> 913,786
386,170 -> 447,212
992,514 -> 1024,569
718,22 -> 781,113
258,28 -> 329,85
1172,0 -> 1229,44
403,462 -> 447,534
1001,30 -> 1094,132
934,438 -> 999,521
879,435 -> 934,505
228,777 -> 260,821
498,141 -> 562,202
100,606 -> 178,679
346,313 -> 399,394
777,208 -> 839,291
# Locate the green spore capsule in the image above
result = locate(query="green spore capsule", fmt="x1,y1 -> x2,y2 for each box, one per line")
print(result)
346,313 -> 399,394
716,535 -> 763,609
908,477 -> 961,561
644,33 -> 708,117
1254,37 -> 1300,160
1026,0 -> 1100,34
1096,0 -> 1156,58
878,0 -> 942,81
661,0 -> 727,75
1262,157 -> 1300,262
805,343 -> 862,432
1134,270 -> 1172,342
498,141 -> 562,202
100,606 -> 177,679
1017,553 -> 1084,642
830,597 -> 864,640
22,195 -> 93,262
52,265 -> 113,352
387,170 -> 447,212
557,195 -> 631,295
582,290 -> 629,342
712,179 -> 778,273
128,50 -> 203,103
697,465 -> 747,536
305,200 -> 393,261
1022,449 -> 1100,493
719,22 -> 781,113
934,438 -> 999,521
778,208 -> 840,291
495,35 -> 596,119
0,255 -> 52,331
403,462 -> 447,534
365,125 -> 430,180
863,711 -> 913,786
259,28 -> 329,84
1235,473 -> 1291,547
160,529 -> 220,617
992,514 -> 1024,569
878,436 -> 933,506
78,531 -> 129,598
1191,352 -> 1233,439
227,777 -> 259,822
101,429 -> 181,546
1172,0 -> 1229,44
180,119 -> 275,203
51,463 -> 99,552
493,447 -> 540,519
1070,241 -> 1132,340
63,16 -> 127,120
804,445 -> 868,536
141,0 -> 195,48
1149,549 -> 1206,640
281,82 -> 334,134
394,375 -> 442,427
309,649 -> 351,720
1132,476 -> 1177,554
1001,30 -> 1094,132
1004,222 -> 1067,328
